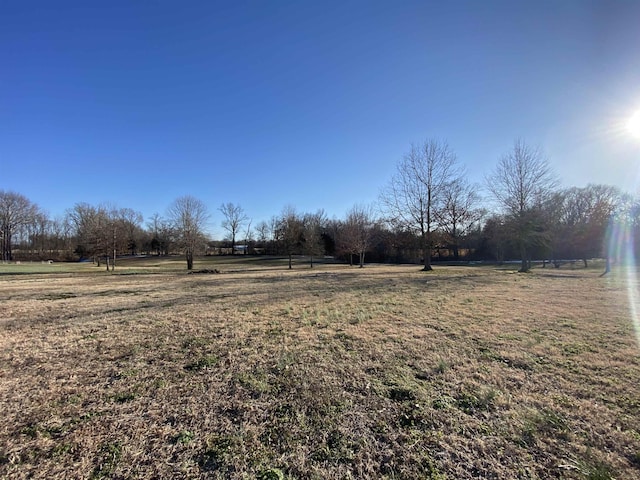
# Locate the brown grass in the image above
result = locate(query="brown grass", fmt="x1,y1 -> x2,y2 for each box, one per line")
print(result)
1,261 -> 639,479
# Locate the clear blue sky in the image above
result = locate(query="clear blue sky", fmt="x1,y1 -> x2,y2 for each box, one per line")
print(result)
2,0 -> 639,238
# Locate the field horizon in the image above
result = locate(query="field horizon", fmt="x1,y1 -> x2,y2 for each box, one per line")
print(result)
1,260 -> 639,479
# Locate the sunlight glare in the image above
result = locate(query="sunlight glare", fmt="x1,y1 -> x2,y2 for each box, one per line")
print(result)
627,110 -> 640,138
607,217 -> 640,347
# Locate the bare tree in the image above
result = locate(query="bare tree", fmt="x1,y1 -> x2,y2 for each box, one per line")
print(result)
436,178 -> 485,260
167,196 -> 210,270
486,139 -> 557,272
242,220 -> 253,255
275,206 -> 304,269
381,139 -> 460,271
303,210 -> 326,268
117,208 -> 144,256
0,190 -> 39,261
255,220 -> 270,244
219,203 -> 248,255
66,203 -> 111,268
560,185 -> 620,268
147,213 -> 174,256
341,204 -> 376,267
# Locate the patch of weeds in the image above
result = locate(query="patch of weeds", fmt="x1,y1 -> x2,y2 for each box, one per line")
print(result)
184,355 -> 219,372
91,441 -> 123,479
152,378 -> 167,389
562,342 -> 596,356
399,402 -> 431,429
434,358 -> 449,374
521,408 -> 569,446
21,423 -> 42,438
348,309 -> 370,325
111,390 -> 138,403
476,342 -> 500,362
266,326 -> 284,338
432,394 -> 455,410
273,351 -> 298,373
311,429 -> 360,463
257,467 -> 285,480
417,454 -> 447,480
455,387 -> 499,414
66,394 -> 82,404
388,386 -> 417,402
174,430 -> 195,445
51,442 -> 75,457
334,331 -> 357,349
561,454 -> 616,480
20,422 -> 64,439
114,368 -> 138,379
237,370 -> 272,397
182,336 -> 208,350
198,434 -> 239,472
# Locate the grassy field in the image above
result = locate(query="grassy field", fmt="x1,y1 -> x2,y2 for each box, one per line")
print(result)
1,257 -> 639,479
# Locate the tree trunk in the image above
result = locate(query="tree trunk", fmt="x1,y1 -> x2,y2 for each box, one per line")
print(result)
288,253 -> 292,270
601,257 -> 611,276
310,255 -> 314,268
186,251 -> 193,270
518,240 -> 528,272
422,232 -> 432,271
359,251 -> 365,268
583,257 -> 588,268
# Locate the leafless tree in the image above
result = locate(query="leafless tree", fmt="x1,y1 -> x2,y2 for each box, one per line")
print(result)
436,178 -> 485,260
117,208 -> 144,256
147,213 -> 174,256
242,220 -> 253,254
0,190 -> 39,261
67,203 -> 106,267
275,206 -> 304,269
341,204 -> 376,267
559,185 -> 620,268
167,196 -> 210,270
381,139 -> 460,271
485,139 -> 557,272
219,203 -> 248,255
303,210 -> 326,268
255,220 -> 270,244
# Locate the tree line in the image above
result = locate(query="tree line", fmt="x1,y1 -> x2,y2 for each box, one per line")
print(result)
2,139 -> 638,272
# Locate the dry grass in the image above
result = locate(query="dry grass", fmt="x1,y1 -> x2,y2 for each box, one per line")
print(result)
1,259 -> 639,479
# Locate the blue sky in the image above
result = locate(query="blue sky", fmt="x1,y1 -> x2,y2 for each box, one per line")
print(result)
2,1 -> 640,238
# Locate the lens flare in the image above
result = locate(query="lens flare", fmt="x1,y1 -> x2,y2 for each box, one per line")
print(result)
628,110 -> 640,138
606,218 -> 640,346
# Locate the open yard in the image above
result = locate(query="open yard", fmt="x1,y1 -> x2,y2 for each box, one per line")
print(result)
1,258 -> 639,479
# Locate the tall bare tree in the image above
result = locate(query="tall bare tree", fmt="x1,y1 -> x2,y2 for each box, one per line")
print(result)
167,196 -> 210,270
436,178 -> 485,260
0,190 -> 39,261
147,213 -> 174,256
341,204 -> 376,267
117,208 -> 144,256
381,139 -> 459,271
303,210 -> 326,268
275,206 -> 304,269
219,202 -> 248,254
486,139 -> 557,272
